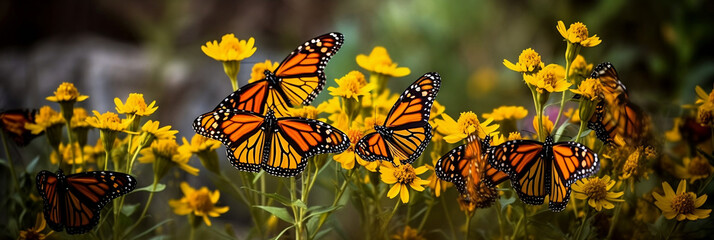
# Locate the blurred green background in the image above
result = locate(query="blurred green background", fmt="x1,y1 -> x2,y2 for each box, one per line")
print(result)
1,0 -> 713,238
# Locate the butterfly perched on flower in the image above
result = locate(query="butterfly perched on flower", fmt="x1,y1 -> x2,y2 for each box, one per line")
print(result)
586,62 -> 649,145
214,32 -> 344,118
355,72 -> 441,166
36,169 -> 137,234
1,109 -> 42,146
488,136 -> 599,212
436,134 -> 508,207
194,109 -> 349,177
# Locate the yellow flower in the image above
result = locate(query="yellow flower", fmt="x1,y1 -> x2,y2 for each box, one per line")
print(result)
24,106 -> 65,135
570,78 -> 602,101
18,213 -> 51,240
70,107 -> 90,128
435,112 -> 499,143
363,90 -> 400,115
201,34 -> 256,61
653,180 -> 711,221
289,105 -> 325,121
524,64 -> 571,93
86,110 -> 133,132
380,163 -> 430,203
180,134 -> 221,154
569,55 -> 594,79
425,154 -> 451,197
532,115 -> 553,137
329,71 -> 374,100
572,176 -> 624,211
621,146 -> 650,181
482,106 -> 528,121
45,82 -> 89,103
391,226 -> 425,240
356,46 -> 410,77
507,132 -> 523,141
563,108 -> 581,123
249,59 -> 279,83
557,21 -> 602,47
675,155 -> 714,183
169,182 -> 229,226
141,120 -> 178,140
430,100 -> 446,123
665,118 -> 682,142
334,126 -> 366,170
114,93 -> 158,117
695,86 -> 714,126
50,142 -> 84,166
139,139 -> 199,177
503,48 -> 545,73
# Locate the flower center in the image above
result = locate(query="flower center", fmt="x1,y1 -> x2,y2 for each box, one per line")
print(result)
518,48 -> 541,70
56,82 -> 80,100
569,22 -> 589,41
153,140 -> 178,159
394,164 -> 417,184
189,189 -> 214,212
688,157 -> 712,176
583,178 -> 608,201
671,193 -> 695,215
457,111 -> 481,134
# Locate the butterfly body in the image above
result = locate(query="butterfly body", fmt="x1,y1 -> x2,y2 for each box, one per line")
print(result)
215,32 -> 344,118
194,109 -> 349,177
355,72 -> 441,165
489,136 -> 599,212
36,169 -> 137,234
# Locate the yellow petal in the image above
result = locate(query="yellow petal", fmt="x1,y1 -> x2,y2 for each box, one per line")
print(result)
409,181 -> 425,192
414,166 -> 428,175
695,194 -> 708,207
213,206 -> 230,214
557,21 -> 568,39
392,67 -> 411,77
503,59 -> 521,72
662,182 -> 675,197
573,192 -> 588,200
663,211 -> 677,220
676,180 -> 687,195
180,182 -> 195,196
400,184 -> 410,203
693,209 -> 712,218
356,55 -> 370,70
203,215 -> 212,226
387,184 -> 401,199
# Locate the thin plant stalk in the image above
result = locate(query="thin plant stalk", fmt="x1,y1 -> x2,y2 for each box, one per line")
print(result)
1,131 -> 19,193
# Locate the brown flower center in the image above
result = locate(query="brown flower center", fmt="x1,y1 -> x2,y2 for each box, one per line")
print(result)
395,164 -> 417,184
583,178 -> 608,201
189,190 -> 214,212
671,193 -> 695,215
457,112 -> 481,133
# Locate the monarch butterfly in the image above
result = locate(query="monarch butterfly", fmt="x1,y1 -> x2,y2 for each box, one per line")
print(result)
586,62 -> 649,145
355,72 -> 441,165
1,109 -> 41,146
436,135 -> 508,206
215,32 -> 344,118
36,169 -> 137,234
488,136 -> 599,212
193,109 -> 349,177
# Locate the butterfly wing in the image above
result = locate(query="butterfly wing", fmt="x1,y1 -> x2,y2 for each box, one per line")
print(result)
592,62 -> 627,104
63,171 -> 137,234
587,100 -> 620,145
36,170 -> 64,232
1,109 -> 41,146
264,117 -> 350,177
354,132 -> 392,162
489,139 -> 549,205
194,109 -> 266,172
275,32 -> 344,107
548,142 -> 599,212
435,144 -> 470,194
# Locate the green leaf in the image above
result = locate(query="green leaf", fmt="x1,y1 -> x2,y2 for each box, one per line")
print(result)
121,203 -> 140,216
271,226 -> 294,240
132,219 -> 173,240
255,206 -> 294,224
313,228 -> 331,240
305,205 -> 342,220
292,199 -> 307,209
135,183 -> 166,193
499,194 -> 516,212
252,170 -> 265,184
247,188 -> 291,207
25,156 -> 40,173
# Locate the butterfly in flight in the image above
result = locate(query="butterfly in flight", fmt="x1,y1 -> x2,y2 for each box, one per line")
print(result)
36,169 -> 137,234
355,72 -> 441,166
488,136 -> 599,212
1,109 -> 42,146
214,32 -> 344,118
436,134 -> 508,207
194,109 -> 350,177
586,62 -> 649,145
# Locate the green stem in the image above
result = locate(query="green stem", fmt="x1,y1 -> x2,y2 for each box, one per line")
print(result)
493,200 -> 505,239
380,200 -> 401,238
289,177 -> 303,240
416,200 -> 434,232
510,209 -> 524,240
311,168 -> 354,239
665,221 -> 682,240
189,214 -> 197,240
441,197 -> 456,240
114,143 -> 144,238
123,175 -> 159,238
66,124 -> 76,173
605,203 -> 622,239
465,211 -> 474,240
575,206 -> 589,240
575,119 -> 587,143
0,131 -> 19,193
537,102 -> 545,141
103,149 -> 110,171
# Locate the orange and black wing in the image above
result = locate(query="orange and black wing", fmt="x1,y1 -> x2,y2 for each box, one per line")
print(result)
587,100 -> 619,145
592,62 -> 628,104
36,170 -> 63,232
194,109 -> 266,172
1,109 -> 41,146
263,117 -> 349,177
588,99 -> 647,146
548,142 -> 599,212
275,32 -> 344,107
488,139 -> 548,206
436,135 -> 507,195
356,72 -> 441,165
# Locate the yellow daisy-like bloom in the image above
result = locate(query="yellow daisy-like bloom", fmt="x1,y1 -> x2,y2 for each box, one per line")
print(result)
482,106 -> 528,121
653,180 -> 711,221
139,139 -> 199,176
19,213 -> 51,240
435,112 -> 499,143
621,146 -> 649,181
334,127 -> 365,170
532,115 -> 554,137
86,111 -> 133,132
572,176 -> 624,211
328,71 -> 374,100
508,132 -> 523,140
114,93 -> 158,117
675,155 -> 714,183
180,134 -> 221,154
524,64 -> 571,94
45,82 -> 89,103
169,182 -> 229,226
249,59 -> 279,83
24,106 -> 65,135
50,142 -> 84,166
503,48 -> 545,73
390,226 -> 425,240
70,108 -> 90,128
557,21 -> 602,47
381,163 -> 430,203
356,46 -> 410,77
695,86 -> 714,126
201,34 -> 256,62
570,78 -> 602,101
569,55 -> 594,79
141,120 -> 178,140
